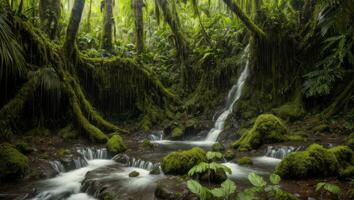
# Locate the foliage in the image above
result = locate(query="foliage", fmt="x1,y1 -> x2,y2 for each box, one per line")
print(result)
206,151 -> 223,161
315,182 -> 342,200
187,179 -> 236,200
187,162 -> 232,177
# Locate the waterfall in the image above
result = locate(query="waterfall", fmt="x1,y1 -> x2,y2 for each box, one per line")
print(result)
112,154 -> 159,171
265,146 -> 300,159
76,147 -> 108,160
205,46 -> 250,142
149,131 -> 164,141
49,160 -> 65,174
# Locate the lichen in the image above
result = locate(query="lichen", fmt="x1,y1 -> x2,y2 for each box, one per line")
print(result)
0,143 -> 28,180
106,134 -> 127,154
233,114 -> 287,151
161,147 -> 207,175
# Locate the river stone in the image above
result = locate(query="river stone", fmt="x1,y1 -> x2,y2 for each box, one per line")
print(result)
154,177 -> 196,200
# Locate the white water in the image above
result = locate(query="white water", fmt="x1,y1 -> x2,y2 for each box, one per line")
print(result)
151,46 -> 250,145
32,160 -> 115,200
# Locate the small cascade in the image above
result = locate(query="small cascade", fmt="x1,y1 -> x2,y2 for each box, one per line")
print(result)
49,160 -> 65,174
265,146 -> 300,159
76,147 -> 108,160
112,154 -> 159,171
205,45 -> 250,142
149,131 -> 164,141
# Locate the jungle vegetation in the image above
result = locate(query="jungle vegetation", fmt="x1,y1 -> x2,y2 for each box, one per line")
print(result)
0,0 -> 353,199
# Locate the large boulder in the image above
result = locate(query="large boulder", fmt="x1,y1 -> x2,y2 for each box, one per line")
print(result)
161,147 -> 207,175
275,144 -> 353,179
233,114 -> 287,151
0,143 -> 28,180
106,135 -> 126,154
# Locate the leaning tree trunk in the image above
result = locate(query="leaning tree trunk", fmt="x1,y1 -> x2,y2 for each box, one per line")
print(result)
102,0 -> 114,52
133,0 -> 144,53
39,0 -> 61,40
222,0 -> 266,38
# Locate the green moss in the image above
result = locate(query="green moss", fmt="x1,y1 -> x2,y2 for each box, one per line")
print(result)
0,143 -> 28,180
272,97 -> 304,121
106,134 -> 126,154
58,124 -> 78,140
339,166 -> 354,179
171,126 -> 184,139
237,156 -> 253,165
212,143 -> 225,152
276,144 -> 354,179
224,149 -> 235,160
161,147 -> 207,175
140,116 -> 152,132
233,114 -> 287,151
129,170 -> 140,177
347,133 -> 354,150
285,133 -> 306,142
141,139 -> 154,149
15,141 -> 32,154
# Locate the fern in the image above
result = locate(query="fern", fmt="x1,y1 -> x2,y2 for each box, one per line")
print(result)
187,162 -> 232,177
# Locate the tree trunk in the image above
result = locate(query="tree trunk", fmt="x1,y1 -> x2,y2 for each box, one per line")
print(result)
39,0 -> 61,40
102,0 -> 114,52
85,0 -> 93,32
134,0 -> 144,53
63,0 -> 85,57
222,0 -> 266,38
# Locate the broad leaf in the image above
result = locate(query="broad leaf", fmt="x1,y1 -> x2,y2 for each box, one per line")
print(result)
248,173 -> 266,187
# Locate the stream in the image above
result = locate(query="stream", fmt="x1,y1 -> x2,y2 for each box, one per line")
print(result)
28,46 -> 303,199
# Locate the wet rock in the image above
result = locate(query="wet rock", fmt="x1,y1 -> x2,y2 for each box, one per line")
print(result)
155,177 -> 196,200
149,167 -> 161,175
224,149 -> 235,160
129,171 -> 140,177
212,143 -> 225,152
0,143 -> 28,181
237,156 -> 253,165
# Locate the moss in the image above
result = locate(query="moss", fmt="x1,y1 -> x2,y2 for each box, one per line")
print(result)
15,141 -> 32,154
224,149 -> 235,160
212,143 -> 225,152
141,139 -> 154,149
339,166 -> 354,180
140,116 -> 152,132
161,147 -> 207,175
286,133 -> 306,142
347,133 -> 354,150
272,97 -> 304,121
129,170 -> 140,177
237,156 -> 253,165
0,143 -> 28,180
106,134 -> 126,154
313,124 -> 330,133
171,126 -> 184,139
276,144 -> 353,179
58,124 -> 78,140
233,114 -> 287,151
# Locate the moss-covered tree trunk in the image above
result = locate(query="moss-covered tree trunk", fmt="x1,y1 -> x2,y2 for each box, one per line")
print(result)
63,0 -> 84,58
102,0 -> 114,52
222,0 -> 266,38
39,0 -> 61,40
133,0 -> 144,53
85,0 -> 93,32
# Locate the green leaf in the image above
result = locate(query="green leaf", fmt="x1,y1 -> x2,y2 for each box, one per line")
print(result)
315,182 -> 326,192
323,183 -> 341,195
269,173 -> 281,185
206,151 -> 222,160
210,187 -> 225,198
221,179 -> 237,195
187,180 -> 212,200
248,173 -> 266,187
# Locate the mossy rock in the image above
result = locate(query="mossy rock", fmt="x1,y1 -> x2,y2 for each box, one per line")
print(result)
224,149 -> 235,160
339,165 -> 354,180
129,171 -> 140,177
106,135 -> 127,154
212,143 -> 225,152
161,147 -> 207,175
15,141 -> 33,154
275,144 -> 353,179
171,126 -> 184,139
0,143 -> 28,180
141,139 -> 154,149
233,114 -> 287,151
237,156 -> 253,165
272,100 -> 304,121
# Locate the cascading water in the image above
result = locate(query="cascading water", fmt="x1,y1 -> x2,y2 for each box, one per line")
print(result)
205,56 -> 249,142
265,146 -> 300,159
49,160 -> 66,174
112,154 -> 160,172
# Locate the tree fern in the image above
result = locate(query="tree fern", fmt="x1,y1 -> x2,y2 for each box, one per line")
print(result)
0,14 -> 26,81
